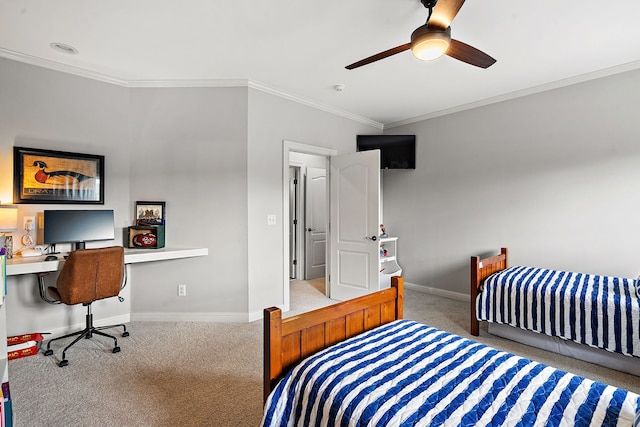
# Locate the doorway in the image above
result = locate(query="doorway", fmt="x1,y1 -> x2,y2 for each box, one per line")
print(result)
289,153 -> 327,281
282,141 -> 381,313
288,152 -> 328,315
282,141 -> 336,313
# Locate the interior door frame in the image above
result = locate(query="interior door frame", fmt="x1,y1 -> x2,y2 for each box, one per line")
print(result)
282,140 -> 336,312
289,165 -> 302,280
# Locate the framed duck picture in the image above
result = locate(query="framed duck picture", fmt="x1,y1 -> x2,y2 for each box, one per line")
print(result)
13,147 -> 104,204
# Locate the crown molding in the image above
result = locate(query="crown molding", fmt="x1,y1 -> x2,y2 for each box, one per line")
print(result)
384,60 -> 640,129
247,80 -> 383,129
0,47 -> 383,129
125,79 -> 381,128
7,45 -> 634,131
0,47 -> 129,87
127,79 -> 249,88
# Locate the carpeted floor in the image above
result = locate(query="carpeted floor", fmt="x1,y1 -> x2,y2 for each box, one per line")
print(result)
7,279 -> 639,426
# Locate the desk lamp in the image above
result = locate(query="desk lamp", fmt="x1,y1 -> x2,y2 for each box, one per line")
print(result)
0,204 -> 18,258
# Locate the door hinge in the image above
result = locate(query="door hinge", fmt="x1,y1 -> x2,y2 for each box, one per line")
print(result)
293,178 -> 298,185
293,259 -> 297,265
293,219 -> 297,225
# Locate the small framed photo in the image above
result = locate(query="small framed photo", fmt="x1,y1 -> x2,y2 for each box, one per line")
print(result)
13,146 -> 105,204
135,201 -> 166,226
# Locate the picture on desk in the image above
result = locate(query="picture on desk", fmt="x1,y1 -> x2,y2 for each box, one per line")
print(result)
135,201 -> 165,226
13,147 -> 105,204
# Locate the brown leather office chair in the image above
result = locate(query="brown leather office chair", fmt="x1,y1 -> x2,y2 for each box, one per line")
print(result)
37,246 -> 129,367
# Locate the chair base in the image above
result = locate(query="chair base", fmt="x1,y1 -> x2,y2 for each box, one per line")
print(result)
44,304 -> 129,367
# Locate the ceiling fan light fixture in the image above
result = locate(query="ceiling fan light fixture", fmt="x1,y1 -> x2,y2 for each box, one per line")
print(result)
410,25 -> 451,61
412,38 -> 449,60
345,2 -> 496,70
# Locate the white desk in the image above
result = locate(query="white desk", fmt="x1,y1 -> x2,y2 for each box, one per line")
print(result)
6,247 -> 209,276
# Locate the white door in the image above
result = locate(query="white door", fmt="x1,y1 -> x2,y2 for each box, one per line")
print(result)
329,150 -> 381,300
304,167 -> 326,280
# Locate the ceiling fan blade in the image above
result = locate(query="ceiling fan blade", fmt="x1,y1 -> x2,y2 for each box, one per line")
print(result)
429,0 -> 465,29
446,39 -> 496,68
345,43 -> 411,70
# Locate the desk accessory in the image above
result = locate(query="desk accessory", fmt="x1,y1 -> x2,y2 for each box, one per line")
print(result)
0,205 -> 18,259
125,225 -> 165,249
20,248 -> 44,257
135,201 -> 165,226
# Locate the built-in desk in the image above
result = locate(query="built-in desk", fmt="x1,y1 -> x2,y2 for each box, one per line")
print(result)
6,247 -> 209,276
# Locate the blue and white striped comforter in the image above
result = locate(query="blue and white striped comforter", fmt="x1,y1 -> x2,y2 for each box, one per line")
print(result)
262,320 -> 640,426
477,266 -> 640,357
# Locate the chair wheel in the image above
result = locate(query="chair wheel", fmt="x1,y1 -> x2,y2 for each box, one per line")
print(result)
122,332 -> 130,337
44,349 -> 53,356
113,346 -> 121,353
59,360 -> 69,367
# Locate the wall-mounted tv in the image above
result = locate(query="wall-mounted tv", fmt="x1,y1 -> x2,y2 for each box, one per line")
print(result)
356,135 -> 416,169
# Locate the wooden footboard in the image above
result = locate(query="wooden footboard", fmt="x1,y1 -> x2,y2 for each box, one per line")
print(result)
470,248 -> 508,336
263,276 -> 404,403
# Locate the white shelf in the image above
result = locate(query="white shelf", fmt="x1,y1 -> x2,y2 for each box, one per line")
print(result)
6,257 -> 60,276
123,247 -> 208,264
6,247 -> 208,276
379,237 -> 401,288
379,236 -> 398,243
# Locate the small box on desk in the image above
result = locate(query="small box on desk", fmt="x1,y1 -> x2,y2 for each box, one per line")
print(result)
125,226 -> 165,249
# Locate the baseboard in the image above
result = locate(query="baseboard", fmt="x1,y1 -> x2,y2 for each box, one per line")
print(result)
129,285 -> 469,324
46,314 -> 131,339
404,282 -> 470,302
130,312 -> 250,323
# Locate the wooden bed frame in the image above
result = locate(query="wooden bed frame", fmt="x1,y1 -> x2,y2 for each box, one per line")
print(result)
468,247 -> 640,376
263,276 -> 404,402
470,247 -> 508,336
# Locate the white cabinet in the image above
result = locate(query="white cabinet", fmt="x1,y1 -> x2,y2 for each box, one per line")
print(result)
379,237 -> 402,288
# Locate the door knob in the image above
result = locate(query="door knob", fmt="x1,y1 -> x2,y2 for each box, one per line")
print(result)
307,228 -> 316,232
366,235 -> 377,241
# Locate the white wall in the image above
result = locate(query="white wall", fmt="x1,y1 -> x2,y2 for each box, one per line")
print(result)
246,89 -> 379,316
383,68 -> 640,295
10,56 -> 635,326
0,59 -> 131,335
289,152 -> 327,168
0,58 -> 380,332
128,87 -> 249,319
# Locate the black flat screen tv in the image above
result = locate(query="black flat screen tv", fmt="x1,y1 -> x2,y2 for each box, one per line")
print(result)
44,209 -> 115,251
356,135 -> 416,169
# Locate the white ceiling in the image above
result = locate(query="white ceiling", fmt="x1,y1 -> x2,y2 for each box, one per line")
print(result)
2,0 -> 640,127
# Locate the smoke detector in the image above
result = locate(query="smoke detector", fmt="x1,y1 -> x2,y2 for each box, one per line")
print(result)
50,43 -> 79,55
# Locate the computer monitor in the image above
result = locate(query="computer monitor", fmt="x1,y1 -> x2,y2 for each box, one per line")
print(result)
44,209 -> 115,251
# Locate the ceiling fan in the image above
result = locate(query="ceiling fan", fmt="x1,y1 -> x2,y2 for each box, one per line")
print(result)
346,0 -> 496,70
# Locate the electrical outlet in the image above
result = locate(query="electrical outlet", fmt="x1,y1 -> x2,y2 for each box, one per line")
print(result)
178,284 -> 187,297
267,214 -> 276,225
23,216 -> 36,230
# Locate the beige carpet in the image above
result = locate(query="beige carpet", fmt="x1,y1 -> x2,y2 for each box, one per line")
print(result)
8,280 -> 639,426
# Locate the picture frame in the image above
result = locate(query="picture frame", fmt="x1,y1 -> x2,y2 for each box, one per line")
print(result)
135,201 -> 166,226
13,147 -> 105,204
